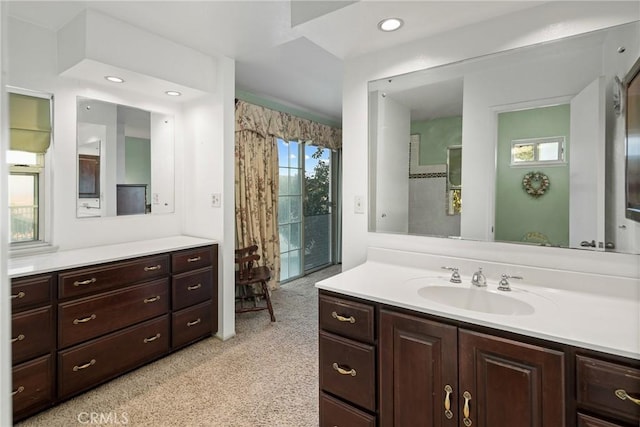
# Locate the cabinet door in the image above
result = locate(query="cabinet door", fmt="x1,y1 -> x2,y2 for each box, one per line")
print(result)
379,310 -> 457,427
458,329 -> 565,427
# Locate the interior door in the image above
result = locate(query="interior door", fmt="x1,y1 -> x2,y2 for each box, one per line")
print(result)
569,76 -> 605,251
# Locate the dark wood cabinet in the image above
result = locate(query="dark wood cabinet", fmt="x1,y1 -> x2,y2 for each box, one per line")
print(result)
319,294 -> 377,423
379,309 -> 457,427
11,274 -> 55,422
576,355 -> 640,426
12,243 -> 218,423
459,329 -> 565,427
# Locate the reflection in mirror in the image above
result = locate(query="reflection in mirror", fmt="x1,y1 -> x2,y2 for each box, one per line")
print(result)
368,21 -> 640,254
76,97 -> 174,218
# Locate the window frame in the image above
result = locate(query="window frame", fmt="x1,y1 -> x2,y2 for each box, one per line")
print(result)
510,136 -> 566,167
7,87 -> 54,251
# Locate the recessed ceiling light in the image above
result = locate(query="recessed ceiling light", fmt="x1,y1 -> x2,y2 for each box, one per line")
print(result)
165,90 -> 182,97
378,18 -> 403,32
105,76 -> 125,83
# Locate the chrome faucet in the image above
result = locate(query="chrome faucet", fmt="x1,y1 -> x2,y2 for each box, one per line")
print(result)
470,267 -> 487,287
441,266 -> 461,283
497,274 -> 523,291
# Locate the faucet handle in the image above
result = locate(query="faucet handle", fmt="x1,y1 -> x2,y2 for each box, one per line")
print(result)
441,266 -> 461,283
497,274 -> 523,291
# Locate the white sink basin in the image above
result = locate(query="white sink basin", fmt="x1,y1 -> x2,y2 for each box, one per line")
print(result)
417,286 -> 535,315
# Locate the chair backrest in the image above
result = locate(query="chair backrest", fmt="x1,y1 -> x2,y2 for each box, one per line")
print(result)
235,245 -> 261,280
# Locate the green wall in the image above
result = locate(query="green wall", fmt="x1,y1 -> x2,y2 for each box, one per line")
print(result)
125,137 -> 151,204
495,104 -> 570,246
411,116 -> 462,165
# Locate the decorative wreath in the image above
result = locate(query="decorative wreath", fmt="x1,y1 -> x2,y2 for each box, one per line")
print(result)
522,171 -> 550,198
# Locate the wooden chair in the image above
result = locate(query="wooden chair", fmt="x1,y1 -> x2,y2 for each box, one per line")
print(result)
235,245 -> 275,322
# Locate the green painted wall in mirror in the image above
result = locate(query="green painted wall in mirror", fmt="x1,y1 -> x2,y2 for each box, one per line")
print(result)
410,116 -> 462,165
495,104 -> 570,247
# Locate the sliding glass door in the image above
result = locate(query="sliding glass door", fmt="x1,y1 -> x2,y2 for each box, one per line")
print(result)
278,139 -> 338,282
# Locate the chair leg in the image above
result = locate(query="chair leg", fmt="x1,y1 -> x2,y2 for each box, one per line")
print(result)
261,281 -> 276,322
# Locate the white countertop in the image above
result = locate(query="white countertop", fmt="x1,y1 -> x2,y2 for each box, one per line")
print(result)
317,259 -> 640,360
9,236 -> 217,278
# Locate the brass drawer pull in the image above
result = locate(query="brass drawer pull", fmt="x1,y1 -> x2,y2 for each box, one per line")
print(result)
187,318 -> 202,327
615,389 -> 640,406
11,291 -> 25,299
187,283 -> 202,291
12,386 -> 24,396
73,277 -> 97,286
73,359 -> 96,371
144,296 -> 161,303
332,362 -> 357,377
73,314 -> 97,324
11,334 -> 25,343
143,333 -> 161,343
444,384 -> 454,419
331,311 -> 356,324
462,391 -> 472,426
187,256 -> 202,262
144,265 -> 162,271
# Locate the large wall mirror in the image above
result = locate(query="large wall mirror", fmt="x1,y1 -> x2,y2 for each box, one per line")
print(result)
76,97 -> 175,218
368,21 -> 639,254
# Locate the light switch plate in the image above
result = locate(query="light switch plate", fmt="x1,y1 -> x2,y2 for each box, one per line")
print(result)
354,195 -> 364,214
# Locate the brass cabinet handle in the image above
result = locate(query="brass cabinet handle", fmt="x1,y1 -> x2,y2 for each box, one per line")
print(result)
462,391 -> 472,426
11,386 -> 24,396
331,311 -> 356,324
332,362 -> 357,377
187,283 -> 202,291
143,333 -> 161,343
187,318 -> 202,327
73,277 -> 97,286
615,389 -> 640,406
143,296 -> 161,303
11,291 -> 25,299
144,265 -> 162,271
444,384 -> 454,419
187,256 -> 202,263
11,334 -> 25,343
73,314 -> 97,324
73,359 -> 96,371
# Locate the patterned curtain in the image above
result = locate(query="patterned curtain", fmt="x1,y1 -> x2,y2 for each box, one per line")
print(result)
235,100 -> 342,289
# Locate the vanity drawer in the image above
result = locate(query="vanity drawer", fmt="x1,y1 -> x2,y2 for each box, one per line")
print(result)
172,267 -> 213,310
320,392 -> 376,427
577,413 -> 624,427
577,355 -> 640,424
12,306 -> 54,365
319,331 -> 376,411
58,254 -> 169,299
172,301 -> 212,349
12,354 -> 54,421
171,246 -> 213,274
58,315 -> 169,399
11,274 -> 53,312
319,294 -> 375,344
58,278 -> 169,348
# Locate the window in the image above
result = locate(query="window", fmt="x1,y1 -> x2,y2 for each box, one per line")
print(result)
511,136 -> 565,166
7,90 -> 52,247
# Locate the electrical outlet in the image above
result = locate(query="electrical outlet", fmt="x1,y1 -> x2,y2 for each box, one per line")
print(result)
211,193 -> 221,208
153,193 -> 159,204
354,195 -> 364,214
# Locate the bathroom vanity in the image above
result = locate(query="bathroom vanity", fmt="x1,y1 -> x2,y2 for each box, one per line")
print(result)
317,249 -> 640,427
9,236 -> 218,422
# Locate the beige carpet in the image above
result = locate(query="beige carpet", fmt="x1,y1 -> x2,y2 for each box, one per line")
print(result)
17,265 -> 341,427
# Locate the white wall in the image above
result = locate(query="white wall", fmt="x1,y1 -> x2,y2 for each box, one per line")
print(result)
342,2 -> 640,276
0,3 -> 12,424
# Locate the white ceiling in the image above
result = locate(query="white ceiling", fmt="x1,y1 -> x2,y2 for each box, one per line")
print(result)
6,0 -> 549,123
